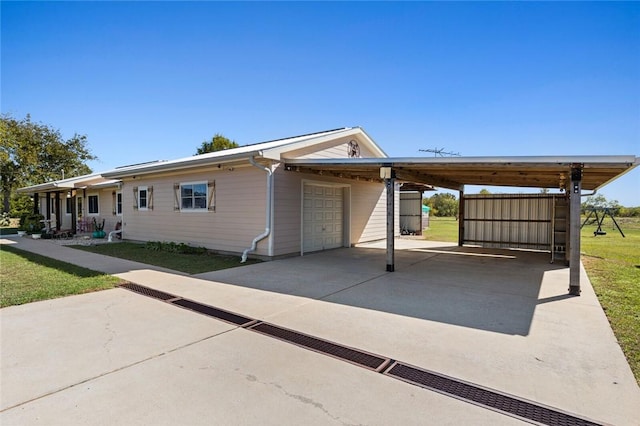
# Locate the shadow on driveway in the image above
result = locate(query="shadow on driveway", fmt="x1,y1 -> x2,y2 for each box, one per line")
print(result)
197,243 -> 567,336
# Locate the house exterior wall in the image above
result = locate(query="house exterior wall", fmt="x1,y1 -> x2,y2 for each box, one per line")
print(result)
271,164 -> 397,256
120,165 -> 269,255
281,138 -> 380,160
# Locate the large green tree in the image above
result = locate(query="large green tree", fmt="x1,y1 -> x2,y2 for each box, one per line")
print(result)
0,114 -> 96,214
423,192 -> 459,217
195,133 -> 238,154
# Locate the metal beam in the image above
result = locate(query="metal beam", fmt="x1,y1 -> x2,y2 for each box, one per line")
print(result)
394,168 -> 462,190
569,166 -> 582,295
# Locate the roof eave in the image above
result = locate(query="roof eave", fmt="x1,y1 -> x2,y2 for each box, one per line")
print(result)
102,150 -> 263,179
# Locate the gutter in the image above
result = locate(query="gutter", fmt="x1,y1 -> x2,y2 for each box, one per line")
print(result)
241,155 -> 273,262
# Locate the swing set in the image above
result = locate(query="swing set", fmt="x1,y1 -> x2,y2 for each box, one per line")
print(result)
580,207 -> 625,237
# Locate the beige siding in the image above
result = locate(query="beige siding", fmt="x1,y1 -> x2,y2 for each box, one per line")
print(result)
272,164 -> 393,256
74,188 -> 121,233
282,138 -> 381,160
120,166 -> 269,255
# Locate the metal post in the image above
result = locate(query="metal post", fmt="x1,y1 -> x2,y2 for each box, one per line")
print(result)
569,166 -> 582,295
386,173 -> 395,272
458,186 -> 465,247
33,192 -> 39,214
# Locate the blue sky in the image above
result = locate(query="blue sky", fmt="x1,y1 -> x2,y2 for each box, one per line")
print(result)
2,1 -> 639,205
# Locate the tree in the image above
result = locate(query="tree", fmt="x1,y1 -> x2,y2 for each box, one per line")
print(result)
423,192 -> 459,217
479,188 -> 491,195
0,114 -> 95,214
195,133 -> 238,154
582,194 -> 620,211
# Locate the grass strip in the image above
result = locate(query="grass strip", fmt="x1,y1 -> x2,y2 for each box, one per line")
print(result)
1,244 -> 122,308
71,242 -> 260,274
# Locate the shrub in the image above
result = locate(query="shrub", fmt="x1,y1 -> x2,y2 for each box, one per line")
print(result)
22,213 -> 45,234
0,212 -> 10,227
144,241 -> 207,255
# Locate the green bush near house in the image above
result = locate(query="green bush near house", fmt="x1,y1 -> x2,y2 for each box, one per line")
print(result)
72,242 -> 260,274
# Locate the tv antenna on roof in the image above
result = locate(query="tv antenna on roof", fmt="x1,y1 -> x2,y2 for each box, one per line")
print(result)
419,147 -> 461,157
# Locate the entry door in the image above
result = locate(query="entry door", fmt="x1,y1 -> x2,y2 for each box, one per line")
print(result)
303,184 -> 344,253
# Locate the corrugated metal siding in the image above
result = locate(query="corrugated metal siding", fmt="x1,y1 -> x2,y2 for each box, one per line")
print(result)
462,194 -> 553,250
400,191 -> 422,233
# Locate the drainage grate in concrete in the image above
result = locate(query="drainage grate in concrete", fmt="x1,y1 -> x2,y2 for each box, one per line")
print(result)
385,362 -> 601,426
119,283 -> 179,301
248,322 -> 390,372
171,298 -> 255,327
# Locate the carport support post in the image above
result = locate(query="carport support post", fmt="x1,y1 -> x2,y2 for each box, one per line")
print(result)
458,186 -> 465,246
385,170 -> 395,272
569,166 -> 582,295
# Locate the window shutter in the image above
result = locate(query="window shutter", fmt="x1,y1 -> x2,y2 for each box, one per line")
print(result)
133,187 -> 138,210
174,184 -> 180,211
112,191 -> 116,215
148,186 -> 154,210
208,180 -> 216,211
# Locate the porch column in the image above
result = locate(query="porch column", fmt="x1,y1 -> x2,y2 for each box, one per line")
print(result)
33,192 -> 39,214
55,191 -> 61,231
71,193 -> 77,234
382,166 -> 395,272
45,194 -> 51,221
569,165 -> 582,295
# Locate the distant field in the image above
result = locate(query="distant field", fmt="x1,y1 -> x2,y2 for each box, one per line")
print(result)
424,215 -> 640,384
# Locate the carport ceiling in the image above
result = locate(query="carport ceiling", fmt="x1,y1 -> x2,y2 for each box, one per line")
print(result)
284,156 -> 639,191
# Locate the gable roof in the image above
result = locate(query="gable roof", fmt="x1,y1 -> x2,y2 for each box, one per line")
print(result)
103,127 -> 386,179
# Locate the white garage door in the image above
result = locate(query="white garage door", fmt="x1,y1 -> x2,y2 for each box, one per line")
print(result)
303,184 -> 344,253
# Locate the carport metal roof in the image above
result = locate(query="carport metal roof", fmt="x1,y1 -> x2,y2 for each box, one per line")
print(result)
285,154 -> 639,296
283,155 -> 639,191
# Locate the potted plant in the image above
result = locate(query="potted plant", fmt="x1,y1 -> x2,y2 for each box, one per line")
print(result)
92,217 -> 106,238
22,213 -> 44,238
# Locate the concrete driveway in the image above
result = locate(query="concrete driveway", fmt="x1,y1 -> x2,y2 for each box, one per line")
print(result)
1,237 -> 639,425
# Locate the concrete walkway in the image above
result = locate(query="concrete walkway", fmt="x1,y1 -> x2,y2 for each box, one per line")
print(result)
1,236 -> 639,425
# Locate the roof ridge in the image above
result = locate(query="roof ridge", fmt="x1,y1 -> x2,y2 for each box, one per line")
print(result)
228,127 -> 350,151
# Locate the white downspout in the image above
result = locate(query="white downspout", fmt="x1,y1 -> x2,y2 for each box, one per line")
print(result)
241,156 -> 273,262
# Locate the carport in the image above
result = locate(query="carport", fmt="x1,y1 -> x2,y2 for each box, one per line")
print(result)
284,155 -> 639,295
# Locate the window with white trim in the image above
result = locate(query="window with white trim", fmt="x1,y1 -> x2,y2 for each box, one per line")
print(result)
88,195 -> 99,215
133,186 -> 153,211
116,192 -> 122,215
180,182 -> 207,210
65,198 -> 73,215
138,186 -> 148,211
174,181 -> 215,211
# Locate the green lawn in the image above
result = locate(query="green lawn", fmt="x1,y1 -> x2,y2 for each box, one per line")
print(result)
0,244 -> 122,307
424,215 -> 640,384
422,216 -> 458,242
71,242 -> 260,274
581,217 -> 640,383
